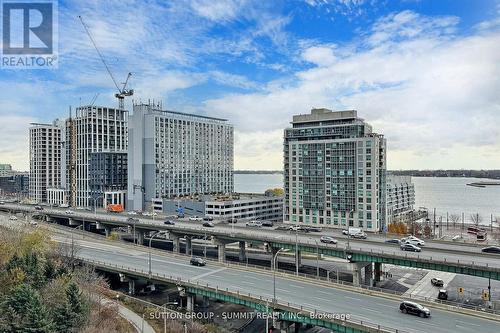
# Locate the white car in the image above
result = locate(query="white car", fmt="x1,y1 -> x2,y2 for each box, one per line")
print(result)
9,215 -> 18,220
127,211 -> 138,215
29,221 -> 38,226
189,216 -> 203,221
246,220 -> 263,227
65,210 -> 74,215
402,237 -> 425,246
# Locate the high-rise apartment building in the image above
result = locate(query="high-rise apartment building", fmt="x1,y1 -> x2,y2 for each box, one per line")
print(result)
69,106 -> 128,207
386,174 -> 416,225
284,108 -> 386,232
0,164 -> 13,177
29,121 -> 64,203
89,151 -> 127,207
128,102 -> 233,212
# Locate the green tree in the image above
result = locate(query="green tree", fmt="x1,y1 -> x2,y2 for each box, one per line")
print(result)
1,284 -> 53,332
53,282 -> 89,332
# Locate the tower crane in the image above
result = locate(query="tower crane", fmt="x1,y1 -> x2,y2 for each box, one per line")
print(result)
78,16 -> 133,110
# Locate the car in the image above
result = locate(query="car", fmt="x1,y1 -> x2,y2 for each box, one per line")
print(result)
402,238 -> 425,246
9,215 -> 18,220
65,210 -> 74,215
431,277 -> 444,287
399,301 -> 431,318
307,227 -> 323,232
320,236 -> 337,244
437,289 -> 448,300
342,229 -> 349,235
400,243 -> 421,252
163,220 -> 175,225
203,216 -> 214,221
190,257 -> 206,266
29,220 -> 38,226
34,205 -> 43,211
274,225 -> 290,231
202,221 -> 215,227
385,239 -> 400,244
246,220 -> 263,227
481,246 -> 500,254
261,221 -> 274,227
127,211 -> 138,215
189,216 -> 203,221
451,235 -> 463,241
60,204 -> 69,208
352,232 -> 367,239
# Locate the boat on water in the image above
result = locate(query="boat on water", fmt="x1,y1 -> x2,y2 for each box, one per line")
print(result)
466,181 -> 500,187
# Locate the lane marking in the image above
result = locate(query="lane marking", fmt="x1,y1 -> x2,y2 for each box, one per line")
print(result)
361,308 -> 378,313
289,284 -> 305,289
276,288 -> 290,293
192,267 -> 227,280
344,296 -> 362,301
316,290 -> 331,295
376,303 -> 394,308
456,321 -> 480,327
241,281 -> 255,285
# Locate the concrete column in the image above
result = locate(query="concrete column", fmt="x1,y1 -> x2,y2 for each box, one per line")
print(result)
295,250 -> 302,269
128,280 -> 135,295
186,294 -> 194,312
364,263 -> 373,287
136,231 -> 144,245
68,218 -> 79,226
218,243 -> 226,263
202,296 -> 210,309
104,226 -> 111,237
352,265 -> 362,286
171,235 -> 180,253
294,322 -> 302,333
374,262 -> 382,284
238,241 -> 246,262
185,237 -> 192,255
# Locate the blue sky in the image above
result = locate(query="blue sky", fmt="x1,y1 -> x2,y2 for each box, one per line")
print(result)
1,0 -> 499,171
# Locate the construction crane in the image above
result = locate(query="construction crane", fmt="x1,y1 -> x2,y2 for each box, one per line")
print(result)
78,16 -> 133,110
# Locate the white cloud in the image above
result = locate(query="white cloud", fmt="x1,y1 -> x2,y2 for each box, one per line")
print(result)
202,10 -> 500,170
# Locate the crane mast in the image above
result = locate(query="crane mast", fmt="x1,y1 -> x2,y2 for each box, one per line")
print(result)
78,16 -> 133,110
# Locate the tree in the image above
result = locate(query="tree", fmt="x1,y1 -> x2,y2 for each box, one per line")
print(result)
423,224 -> 432,238
52,282 -> 89,332
1,284 -> 53,332
470,213 -> 482,226
265,188 -> 284,196
449,214 -> 460,229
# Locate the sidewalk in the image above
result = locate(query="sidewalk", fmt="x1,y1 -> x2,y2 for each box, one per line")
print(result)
102,298 -> 156,333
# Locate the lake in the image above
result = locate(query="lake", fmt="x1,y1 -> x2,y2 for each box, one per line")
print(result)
234,174 -> 500,224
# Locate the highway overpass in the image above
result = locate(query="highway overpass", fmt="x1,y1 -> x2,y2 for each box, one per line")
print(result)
2,203 -> 499,283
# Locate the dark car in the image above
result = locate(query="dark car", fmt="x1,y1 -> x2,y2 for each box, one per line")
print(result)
399,301 -> 430,318
163,220 -> 175,225
274,225 -> 290,231
34,206 -> 44,211
400,243 -> 421,252
227,218 -> 238,223
307,227 -> 323,232
203,216 -> 214,221
437,289 -> 448,300
203,221 -> 215,228
261,221 -> 274,227
385,239 -> 400,244
190,257 -> 206,266
431,277 -> 444,287
481,246 -> 500,254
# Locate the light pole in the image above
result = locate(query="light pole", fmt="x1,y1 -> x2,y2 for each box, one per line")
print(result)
273,248 -> 287,304
161,301 -> 178,333
295,227 -> 299,276
204,232 -> 207,258
149,231 -> 167,278
314,239 -> 319,278
346,209 -> 354,248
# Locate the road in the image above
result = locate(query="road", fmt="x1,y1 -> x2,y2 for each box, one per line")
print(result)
56,234 -> 499,333
2,203 -> 500,270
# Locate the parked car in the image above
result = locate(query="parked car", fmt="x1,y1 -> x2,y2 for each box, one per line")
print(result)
320,236 -> 337,244
261,221 -> 274,227
163,220 -> 175,225
437,289 -> 448,300
65,210 -> 74,215
127,211 -> 138,215
431,277 -> 444,287
399,301 -> 431,318
202,221 -> 215,228
34,205 -> 43,211
203,216 -> 214,221
29,220 -> 38,226
481,246 -> 500,254
400,243 -> 421,252
9,215 -> 18,220
190,257 -> 206,266
189,216 -> 203,221
246,220 -> 263,227
385,239 -> 400,244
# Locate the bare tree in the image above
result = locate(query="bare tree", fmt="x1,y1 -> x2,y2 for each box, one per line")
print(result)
449,214 -> 460,229
470,213 -> 482,226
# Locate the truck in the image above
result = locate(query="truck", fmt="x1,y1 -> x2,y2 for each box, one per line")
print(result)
343,227 -> 367,238
107,204 -> 124,213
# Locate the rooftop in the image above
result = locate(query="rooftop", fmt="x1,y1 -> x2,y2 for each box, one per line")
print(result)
292,108 -> 359,124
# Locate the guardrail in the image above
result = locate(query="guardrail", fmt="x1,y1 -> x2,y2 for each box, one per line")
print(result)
79,257 -> 411,333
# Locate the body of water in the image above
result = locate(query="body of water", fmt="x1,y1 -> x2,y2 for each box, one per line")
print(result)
235,174 -> 500,224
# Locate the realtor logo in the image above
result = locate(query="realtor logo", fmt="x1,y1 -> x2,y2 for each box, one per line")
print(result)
1,0 -> 58,68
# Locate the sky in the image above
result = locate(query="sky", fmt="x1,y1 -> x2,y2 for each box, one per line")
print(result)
0,0 -> 499,171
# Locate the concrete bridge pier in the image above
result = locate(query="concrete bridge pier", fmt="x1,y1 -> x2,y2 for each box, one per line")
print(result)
349,262 -> 367,286
136,230 -> 145,245
364,262 -> 373,287
275,320 -> 292,333
374,262 -> 382,285
68,218 -> 79,226
185,236 -> 192,255
295,250 -> 302,270
170,234 -> 180,253
202,295 -> 210,309
213,238 -> 229,263
294,322 -> 302,333
186,293 -> 195,312
238,241 -> 246,262
128,280 -> 135,295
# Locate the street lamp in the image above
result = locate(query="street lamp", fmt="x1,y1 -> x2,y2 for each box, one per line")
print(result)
273,248 -> 288,305
313,238 -> 319,278
346,209 -> 354,248
148,230 -> 168,278
295,227 -> 299,276
161,301 -> 178,333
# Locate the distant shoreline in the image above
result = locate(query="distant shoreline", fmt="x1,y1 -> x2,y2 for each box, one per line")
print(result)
235,170 -> 283,174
